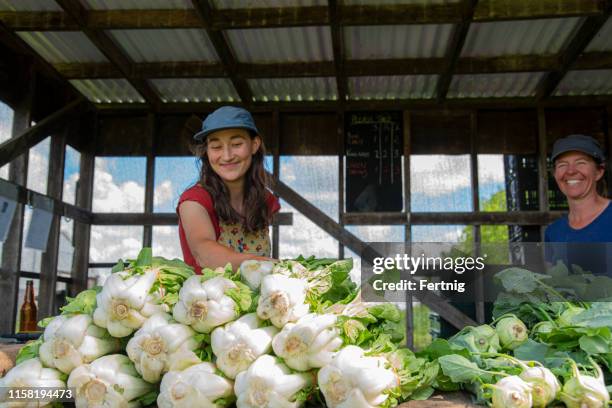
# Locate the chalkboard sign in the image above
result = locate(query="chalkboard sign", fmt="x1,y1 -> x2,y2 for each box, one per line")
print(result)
345,112 -> 403,212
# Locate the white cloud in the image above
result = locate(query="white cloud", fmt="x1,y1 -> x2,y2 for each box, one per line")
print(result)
92,159 -> 145,212
410,155 -> 471,197
152,225 -> 182,260
63,172 -> 78,205
89,225 -> 143,263
27,138 -> 50,194
153,180 -> 174,209
478,154 -> 505,184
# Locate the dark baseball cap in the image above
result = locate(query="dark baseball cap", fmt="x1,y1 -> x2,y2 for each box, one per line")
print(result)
551,134 -> 605,163
194,106 -> 259,141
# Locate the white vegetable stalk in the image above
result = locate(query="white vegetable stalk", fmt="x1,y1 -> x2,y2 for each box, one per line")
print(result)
489,376 -> 533,408
234,355 -> 312,408
560,360 -> 610,408
240,260 -> 275,290
519,364 -> 560,408
157,362 -> 234,408
272,313 -> 342,371
173,276 -> 242,333
211,313 -> 278,379
257,274 -> 309,328
38,314 -> 122,374
0,358 -> 66,407
126,313 -> 201,383
318,345 -> 398,408
67,354 -> 154,408
93,269 -> 168,338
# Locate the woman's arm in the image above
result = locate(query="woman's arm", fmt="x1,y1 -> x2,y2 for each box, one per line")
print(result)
179,201 -> 270,270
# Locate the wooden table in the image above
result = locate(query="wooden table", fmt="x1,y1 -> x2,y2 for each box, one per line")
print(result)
399,392 -> 478,407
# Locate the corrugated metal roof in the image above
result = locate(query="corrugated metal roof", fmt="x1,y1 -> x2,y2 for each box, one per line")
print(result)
462,18 -> 582,57
344,25 -> 453,59
151,78 -> 240,102
226,27 -> 333,63
349,75 -> 438,99
448,72 -> 545,98
212,0 -> 324,8
80,0 -> 192,9
555,70 -> 612,96
248,77 -> 337,101
343,0 -> 460,4
585,16 -> 612,52
0,0 -> 61,10
108,29 -> 219,62
17,31 -> 109,63
69,79 -> 145,103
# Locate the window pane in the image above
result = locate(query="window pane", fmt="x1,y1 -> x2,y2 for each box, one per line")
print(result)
152,226 -> 182,260
411,225 -> 466,242
58,217 -> 74,277
55,281 -> 68,315
21,207 -> 42,273
482,225 -> 510,264
27,137 -> 50,194
478,154 -> 507,212
279,201 -> 338,260
345,226 -> 404,284
154,157 -> 199,213
63,145 -> 81,205
88,268 -> 111,287
93,157 -> 146,213
0,102 -> 13,179
280,156 -> 338,221
411,155 -> 472,212
15,277 -> 39,332
90,226 -> 143,263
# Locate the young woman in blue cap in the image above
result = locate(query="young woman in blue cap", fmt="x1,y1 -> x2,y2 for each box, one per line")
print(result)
177,106 -> 279,273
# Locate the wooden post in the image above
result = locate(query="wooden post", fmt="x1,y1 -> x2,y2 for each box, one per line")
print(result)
537,108 -> 549,240
338,110 -> 345,259
143,113 -> 156,248
470,112 -> 485,324
38,126 -> 67,318
0,66 -> 34,334
71,114 -> 96,295
403,110 -> 414,349
607,107 -> 612,198
272,110 -> 280,259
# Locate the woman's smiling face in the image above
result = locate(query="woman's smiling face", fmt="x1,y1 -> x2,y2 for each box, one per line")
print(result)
553,151 -> 604,201
206,128 -> 261,184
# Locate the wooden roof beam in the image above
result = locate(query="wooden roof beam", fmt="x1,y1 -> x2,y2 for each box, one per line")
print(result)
54,0 -> 163,110
437,0 -> 479,102
191,0 -> 253,106
535,7 -> 612,99
2,1 -> 605,31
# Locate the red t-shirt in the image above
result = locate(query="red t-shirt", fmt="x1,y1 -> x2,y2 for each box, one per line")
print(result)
177,184 -> 280,273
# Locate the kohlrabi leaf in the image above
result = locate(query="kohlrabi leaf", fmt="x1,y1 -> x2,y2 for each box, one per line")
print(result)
225,281 -> 253,313
495,268 -> 550,294
438,354 -> 491,383
60,287 -> 100,315
15,338 -> 43,365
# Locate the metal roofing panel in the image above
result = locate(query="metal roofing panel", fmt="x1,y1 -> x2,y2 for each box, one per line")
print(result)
151,78 -> 240,103
349,75 -> 438,99
212,0 -> 324,8
586,16 -> 612,52
248,77 -> 337,101
226,26 -> 333,63
17,31 -> 109,63
108,29 -> 219,62
69,79 -> 145,103
462,18 -> 582,57
448,72 -> 545,98
0,0 -> 61,10
555,70 -> 612,96
80,0 -> 192,9
344,25 -> 453,59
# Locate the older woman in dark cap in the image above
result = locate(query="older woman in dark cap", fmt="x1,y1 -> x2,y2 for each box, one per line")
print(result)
544,135 -> 611,276
545,134 -> 611,243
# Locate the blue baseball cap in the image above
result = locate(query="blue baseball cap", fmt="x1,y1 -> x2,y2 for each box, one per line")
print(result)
551,134 -> 605,163
194,106 -> 259,141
